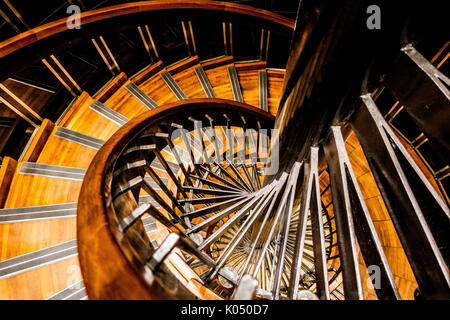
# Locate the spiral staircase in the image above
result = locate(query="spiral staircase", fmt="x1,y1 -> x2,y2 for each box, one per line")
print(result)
0,0 -> 448,300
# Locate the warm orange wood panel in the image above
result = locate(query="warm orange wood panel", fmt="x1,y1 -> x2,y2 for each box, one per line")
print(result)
95,72 -> 128,103
37,129 -> 98,168
267,69 -> 284,116
132,61 -> 165,85
104,81 -> 151,119
171,65 -> 206,99
0,256 -> 81,300
58,92 -> 92,128
139,71 -> 179,106
236,62 -> 264,108
4,164 -> 82,208
60,93 -> 120,141
0,156 -> 17,208
0,218 -> 76,260
21,119 -> 55,163
204,63 -> 234,101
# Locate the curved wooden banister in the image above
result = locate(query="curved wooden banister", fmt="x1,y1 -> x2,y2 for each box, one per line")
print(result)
0,0 -> 294,59
77,99 -> 274,299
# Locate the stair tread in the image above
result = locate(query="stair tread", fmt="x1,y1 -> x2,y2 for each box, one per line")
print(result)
170,65 -> 206,99
0,255 -> 81,300
63,95 -> 121,141
36,127 -> 101,168
139,70 -> 179,106
203,62 -> 235,101
105,81 -> 155,118
4,163 -> 82,208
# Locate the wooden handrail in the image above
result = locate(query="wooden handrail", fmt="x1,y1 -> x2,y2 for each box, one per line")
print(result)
77,99 -> 274,299
0,0 -> 294,59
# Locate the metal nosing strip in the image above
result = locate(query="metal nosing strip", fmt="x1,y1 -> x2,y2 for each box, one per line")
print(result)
150,158 -> 180,173
227,66 -> 244,103
259,71 -> 268,112
143,176 -> 169,190
139,195 -> 162,209
0,203 -> 77,224
89,100 -> 129,126
0,239 -> 78,279
64,288 -> 87,300
142,216 -> 158,233
47,280 -> 86,300
20,162 -> 86,181
194,66 -> 215,98
160,71 -> 188,100
125,82 -> 158,109
55,127 -> 104,150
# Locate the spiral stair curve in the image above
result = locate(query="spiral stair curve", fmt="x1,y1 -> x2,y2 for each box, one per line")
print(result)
0,0 -> 448,301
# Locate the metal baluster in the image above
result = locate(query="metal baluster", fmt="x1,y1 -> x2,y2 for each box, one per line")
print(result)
351,94 -> 450,299
324,125 -> 400,300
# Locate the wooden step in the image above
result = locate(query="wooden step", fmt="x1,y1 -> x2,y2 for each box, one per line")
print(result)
59,92 -> 121,141
202,56 -> 235,101
139,67 -> 179,106
36,126 -> 103,168
267,68 -> 285,115
0,156 -> 17,208
124,82 -> 158,110
167,56 -> 206,99
0,255 -> 81,299
4,162 -> 83,208
20,119 -> 55,163
1,163 -> 81,259
235,61 -> 267,108
94,72 -> 128,103
0,202 -> 77,224
0,239 -> 77,279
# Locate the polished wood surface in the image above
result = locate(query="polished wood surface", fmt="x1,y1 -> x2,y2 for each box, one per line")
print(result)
169,57 -> 207,99
0,1 -> 294,59
1,79 -> 54,115
4,169 -> 81,209
204,61 -> 235,101
0,218 -> 77,260
105,81 -> 152,119
95,72 -> 128,103
236,61 -> 266,108
0,0 -> 292,301
61,92 -> 120,140
2,160 -> 81,258
267,69 -> 284,116
21,119 -> 55,162
0,256 -> 81,300
0,156 -> 17,208
132,61 -> 165,86
37,129 -> 98,168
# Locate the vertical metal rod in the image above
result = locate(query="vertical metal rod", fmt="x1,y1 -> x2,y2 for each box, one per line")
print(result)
308,148 -> 330,300
272,162 -> 302,299
351,94 -> 450,299
323,125 -> 400,300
